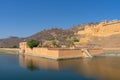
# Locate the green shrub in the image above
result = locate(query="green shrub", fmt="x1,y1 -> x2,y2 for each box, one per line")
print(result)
27,40 -> 39,49
52,40 -> 57,46
74,39 -> 79,42
47,37 -> 55,41
12,45 -> 18,48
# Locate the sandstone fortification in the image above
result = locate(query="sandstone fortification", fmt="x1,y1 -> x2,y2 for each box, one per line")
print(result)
75,20 -> 120,47
19,42 -> 102,59
19,20 -> 120,59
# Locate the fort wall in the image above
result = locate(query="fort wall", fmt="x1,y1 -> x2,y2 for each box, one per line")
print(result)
19,42 -> 103,60
76,20 -> 120,44
19,42 -> 83,59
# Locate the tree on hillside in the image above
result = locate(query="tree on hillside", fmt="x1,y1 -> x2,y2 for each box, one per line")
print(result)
27,40 -> 39,49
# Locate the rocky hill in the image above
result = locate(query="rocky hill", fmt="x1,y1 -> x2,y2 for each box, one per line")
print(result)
0,22 -> 100,48
0,37 -> 24,48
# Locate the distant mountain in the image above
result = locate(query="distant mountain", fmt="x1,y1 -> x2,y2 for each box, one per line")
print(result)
0,22 -> 99,48
0,37 -> 24,48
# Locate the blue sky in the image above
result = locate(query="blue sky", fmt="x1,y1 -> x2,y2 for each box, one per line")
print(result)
0,0 -> 120,38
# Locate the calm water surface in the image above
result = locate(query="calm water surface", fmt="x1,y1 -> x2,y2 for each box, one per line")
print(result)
0,54 -> 120,80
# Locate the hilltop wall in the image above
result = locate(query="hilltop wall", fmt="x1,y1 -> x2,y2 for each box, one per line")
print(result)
75,20 -> 120,45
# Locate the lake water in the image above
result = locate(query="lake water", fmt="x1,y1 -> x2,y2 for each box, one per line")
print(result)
0,54 -> 120,80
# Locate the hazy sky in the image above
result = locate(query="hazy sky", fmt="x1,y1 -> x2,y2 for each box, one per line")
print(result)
0,0 -> 120,38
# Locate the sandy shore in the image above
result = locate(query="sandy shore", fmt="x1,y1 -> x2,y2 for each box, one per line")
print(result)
0,48 -> 19,55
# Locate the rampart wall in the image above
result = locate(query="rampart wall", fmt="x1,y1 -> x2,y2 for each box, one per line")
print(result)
19,42 -> 103,60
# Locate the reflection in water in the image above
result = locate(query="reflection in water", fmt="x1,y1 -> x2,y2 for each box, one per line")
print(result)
19,55 -> 120,80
